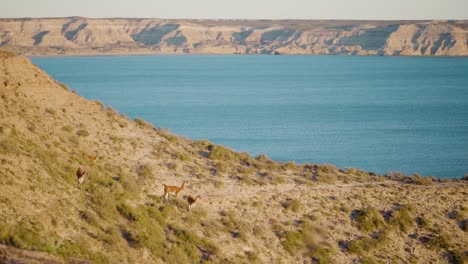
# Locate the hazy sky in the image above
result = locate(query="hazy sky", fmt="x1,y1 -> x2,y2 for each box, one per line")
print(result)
2,0 -> 467,20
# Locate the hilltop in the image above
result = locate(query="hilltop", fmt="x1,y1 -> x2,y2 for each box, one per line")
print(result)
0,18 -> 468,56
0,50 -> 467,263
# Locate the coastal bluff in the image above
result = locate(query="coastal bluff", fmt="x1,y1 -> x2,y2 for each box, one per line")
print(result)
0,49 -> 467,263
0,18 -> 467,56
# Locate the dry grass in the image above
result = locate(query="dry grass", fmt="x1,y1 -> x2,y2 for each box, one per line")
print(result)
0,50 -> 467,264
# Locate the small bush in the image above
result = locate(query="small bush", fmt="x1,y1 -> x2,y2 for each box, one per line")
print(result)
61,125 -> 73,132
215,162 -> 227,174
316,164 -> 338,183
282,198 -> 302,213
411,174 -> 432,185
93,100 -> 105,109
136,164 -> 153,180
426,234 -> 449,250
175,152 -> 190,161
345,168 -> 369,178
416,216 -> 431,229
208,145 -> 235,161
282,161 -> 297,171
116,202 -> 140,222
347,229 -> 390,255
135,118 -> 153,129
256,154 -> 272,163
353,207 -> 385,233
282,231 -> 303,255
388,205 -> 414,232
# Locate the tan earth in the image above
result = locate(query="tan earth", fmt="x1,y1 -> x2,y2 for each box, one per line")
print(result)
0,49 -> 467,264
0,18 -> 467,56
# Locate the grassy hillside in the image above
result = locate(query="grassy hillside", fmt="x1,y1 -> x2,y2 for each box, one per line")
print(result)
0,49 -> 466,263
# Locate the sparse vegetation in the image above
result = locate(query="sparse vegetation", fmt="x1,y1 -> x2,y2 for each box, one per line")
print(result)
135,118 -> 153,129
0,51 -> 466,264
281,198 -> 302,213
411,174 -> 433,185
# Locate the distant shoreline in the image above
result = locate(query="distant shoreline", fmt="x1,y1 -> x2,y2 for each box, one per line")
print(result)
2,18 -> 467,57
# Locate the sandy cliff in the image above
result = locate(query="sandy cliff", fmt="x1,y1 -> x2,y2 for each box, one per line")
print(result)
0,18 -> 467,56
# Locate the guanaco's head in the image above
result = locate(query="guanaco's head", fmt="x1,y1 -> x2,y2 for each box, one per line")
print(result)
76,167 -> 87,177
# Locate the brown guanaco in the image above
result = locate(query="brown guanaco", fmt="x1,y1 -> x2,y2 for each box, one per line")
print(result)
76,167 -> 87,189
87,152 -> 100,162
186,195 -> 201,212
162,180 -> 187,203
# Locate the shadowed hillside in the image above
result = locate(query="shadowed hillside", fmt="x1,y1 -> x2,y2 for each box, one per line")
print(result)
0,18 -> 467,56
0,50 -> 467,263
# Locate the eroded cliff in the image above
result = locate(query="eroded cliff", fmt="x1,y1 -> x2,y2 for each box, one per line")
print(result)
0,18 -> 467,56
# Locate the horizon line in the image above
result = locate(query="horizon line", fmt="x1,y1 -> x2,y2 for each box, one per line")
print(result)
0,16 -> 467,22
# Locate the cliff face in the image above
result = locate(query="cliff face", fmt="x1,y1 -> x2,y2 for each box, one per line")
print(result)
0,18 -> 467,56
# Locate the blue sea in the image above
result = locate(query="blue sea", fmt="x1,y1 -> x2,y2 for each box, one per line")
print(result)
31,55 -> 468,178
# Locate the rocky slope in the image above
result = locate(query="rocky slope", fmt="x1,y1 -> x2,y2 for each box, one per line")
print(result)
0,18 -> 467,56
0,49 -> 467,264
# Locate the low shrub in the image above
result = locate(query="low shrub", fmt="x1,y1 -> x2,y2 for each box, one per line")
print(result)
353,207 -> 385,233
135,118 -> 154,129
411,174 -> 432,185
388,205 -> 414,232
281,198 -> 302,213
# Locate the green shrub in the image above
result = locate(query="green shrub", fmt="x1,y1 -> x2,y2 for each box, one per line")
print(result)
61,125 -> 73,132
175,152 -> 190,161
215,162 -> 228,174
345,168 -> 369,178
316,164 -> 338,183
388,205 -> 414,232
347,229 -> 390,255
354,208 -> 385,233
317,164 -> 338,174
282,231 -> 303,255
167,225 -> 218,262
116,202 -> 140,222
411,174 -> 432,185
208,145 -> 235,161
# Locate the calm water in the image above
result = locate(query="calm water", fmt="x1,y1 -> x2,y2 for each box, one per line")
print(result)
31,55 -> 468,178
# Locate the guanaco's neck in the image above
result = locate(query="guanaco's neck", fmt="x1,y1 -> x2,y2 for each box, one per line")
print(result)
180,181 -> 186,189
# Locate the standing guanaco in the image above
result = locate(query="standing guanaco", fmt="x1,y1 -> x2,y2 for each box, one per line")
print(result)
162,180 -> 187,203
87,152 -> 100,162
186,195 -> 201,212
76,167 -> 87,189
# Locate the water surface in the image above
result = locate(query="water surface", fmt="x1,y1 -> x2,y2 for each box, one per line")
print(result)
32,55 -> 468,178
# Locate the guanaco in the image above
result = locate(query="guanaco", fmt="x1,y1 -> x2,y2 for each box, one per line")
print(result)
76,167 -> 87,189
87,152 -> 100,162
186,195 -> 201,212
162,180 -> 187,203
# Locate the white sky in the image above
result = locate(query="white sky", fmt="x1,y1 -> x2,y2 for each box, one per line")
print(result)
1,0 -> 467,20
